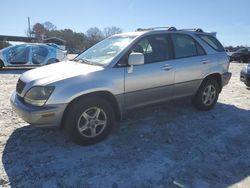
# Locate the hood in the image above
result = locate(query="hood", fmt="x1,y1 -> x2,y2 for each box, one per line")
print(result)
20,60 -> 104,85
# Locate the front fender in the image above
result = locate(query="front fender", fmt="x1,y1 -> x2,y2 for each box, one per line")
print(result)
46,68 -> 124,105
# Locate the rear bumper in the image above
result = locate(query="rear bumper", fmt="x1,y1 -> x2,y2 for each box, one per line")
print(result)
222,72 -> 232,87
10,91 -> 67,127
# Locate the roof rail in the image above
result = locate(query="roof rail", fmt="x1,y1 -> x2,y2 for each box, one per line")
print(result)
136,26 -> 177,31
179,28 -> 204,32
136,27 -> 204,33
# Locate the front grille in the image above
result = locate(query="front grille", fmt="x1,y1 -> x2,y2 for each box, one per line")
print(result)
16,79 -> 26,94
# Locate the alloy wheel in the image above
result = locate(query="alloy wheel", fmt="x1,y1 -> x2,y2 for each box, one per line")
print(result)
77,107 -> 107,138
202,85 -> 216,106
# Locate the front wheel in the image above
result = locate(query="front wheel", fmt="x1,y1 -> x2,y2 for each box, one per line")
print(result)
193,79 -> 220,111
64,97 -> 115,145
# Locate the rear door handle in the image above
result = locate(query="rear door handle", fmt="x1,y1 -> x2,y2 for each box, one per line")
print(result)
161,64 -> 173,71
201,59 -> 209,64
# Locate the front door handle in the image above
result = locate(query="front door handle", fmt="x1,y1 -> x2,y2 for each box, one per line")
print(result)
161,64 -> 173,71
201,59 -> 209,64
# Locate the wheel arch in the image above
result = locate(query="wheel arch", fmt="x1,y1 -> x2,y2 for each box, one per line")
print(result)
60,91 -> 122,129
200,73 -> 222,92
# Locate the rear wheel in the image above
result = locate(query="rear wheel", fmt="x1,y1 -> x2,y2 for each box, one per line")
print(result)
193,79 -> 220,111
64,97 -> 115,145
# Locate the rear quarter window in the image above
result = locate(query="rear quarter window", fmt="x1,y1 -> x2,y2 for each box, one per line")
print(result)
197,34 -> 225,52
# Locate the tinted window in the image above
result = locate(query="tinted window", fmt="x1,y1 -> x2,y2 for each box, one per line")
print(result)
198,34 -> 225,52
131,35 -> 169,64
196,42 -> 206,55
32,45 -> 49,64
171,34 -> 205,58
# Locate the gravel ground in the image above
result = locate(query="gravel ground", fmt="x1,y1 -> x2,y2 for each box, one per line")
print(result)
0,62 -> 249,188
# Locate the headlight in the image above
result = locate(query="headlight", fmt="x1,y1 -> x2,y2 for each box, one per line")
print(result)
24,86 -> 54,106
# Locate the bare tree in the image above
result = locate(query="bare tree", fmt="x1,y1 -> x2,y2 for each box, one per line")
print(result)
86,27 -> 104,47
43,21 -> 57,31
103,26 -> 122,38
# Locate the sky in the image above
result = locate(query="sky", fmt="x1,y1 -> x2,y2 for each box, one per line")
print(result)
1,0 -> 250,46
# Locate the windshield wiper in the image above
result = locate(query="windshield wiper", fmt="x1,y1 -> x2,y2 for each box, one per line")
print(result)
72,58 -> 104,67
73,58 -> 94,65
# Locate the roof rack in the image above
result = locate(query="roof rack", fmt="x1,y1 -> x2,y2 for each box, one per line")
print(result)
136,27 -> 177,31
136,27 -> 204,33
179,28 -> 204,32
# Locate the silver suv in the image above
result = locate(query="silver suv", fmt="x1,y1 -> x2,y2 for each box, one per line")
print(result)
10,27 -> 232,145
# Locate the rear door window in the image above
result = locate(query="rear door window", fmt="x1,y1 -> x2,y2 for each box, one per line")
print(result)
171,33 -> 206,59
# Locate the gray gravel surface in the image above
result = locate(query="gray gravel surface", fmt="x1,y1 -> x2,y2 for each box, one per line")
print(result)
0,63 -> 249,188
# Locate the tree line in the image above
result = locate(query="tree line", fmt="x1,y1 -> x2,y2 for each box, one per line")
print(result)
30,22 -> 122,51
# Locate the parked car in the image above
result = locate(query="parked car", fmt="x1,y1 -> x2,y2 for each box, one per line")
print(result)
10,27 -> 231,145
0,43 -> 67,69
230,48 -> 250,63
225,49 -> 234,57
67,48 -> 82,54
240,64 -> 250,87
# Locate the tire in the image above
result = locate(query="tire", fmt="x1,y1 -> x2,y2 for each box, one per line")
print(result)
64,97 -> 115,145
193,79 -> 220,111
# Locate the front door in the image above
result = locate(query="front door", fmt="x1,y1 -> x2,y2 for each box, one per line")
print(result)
124,34 -> 175,110
8,45 -> 30,65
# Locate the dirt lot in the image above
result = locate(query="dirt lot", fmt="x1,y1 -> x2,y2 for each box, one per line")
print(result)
0,62 -> 249,188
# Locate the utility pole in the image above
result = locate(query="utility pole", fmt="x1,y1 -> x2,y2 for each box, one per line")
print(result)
28,17 -> 31,37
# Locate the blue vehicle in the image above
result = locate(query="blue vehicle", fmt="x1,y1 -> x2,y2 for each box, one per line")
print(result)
0,43 -> 66,69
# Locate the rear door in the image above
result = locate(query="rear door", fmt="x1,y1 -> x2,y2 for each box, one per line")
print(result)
124,34 -> 175,110
170,33 -> 209,97
32,45 -> 49,65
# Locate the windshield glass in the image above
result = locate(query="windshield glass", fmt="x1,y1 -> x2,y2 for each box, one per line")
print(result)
75,36 -> 135,66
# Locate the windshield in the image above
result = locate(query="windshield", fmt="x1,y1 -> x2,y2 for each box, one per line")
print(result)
75,36 -> 135,66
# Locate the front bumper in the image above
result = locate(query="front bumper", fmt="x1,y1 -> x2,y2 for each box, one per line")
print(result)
222,72 -> 232,87
10,91 -> 67,127
240,71 -> 250,86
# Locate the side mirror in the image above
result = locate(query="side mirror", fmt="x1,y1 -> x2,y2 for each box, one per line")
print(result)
128,52 -> 144,66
